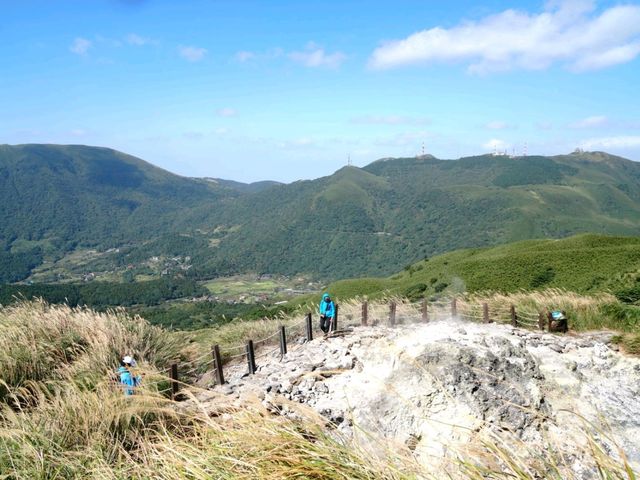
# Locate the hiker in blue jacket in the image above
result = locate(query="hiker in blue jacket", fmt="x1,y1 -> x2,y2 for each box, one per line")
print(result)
319,293 -> 335,334
118,355 -> 141,396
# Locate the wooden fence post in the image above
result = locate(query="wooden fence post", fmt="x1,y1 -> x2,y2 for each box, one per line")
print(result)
451,298 -> 457,317
170,363 -> 179,400
510,305 -> 517,327
212,344 -> 224,386
483,303 -> 489,323
422,299 -> 428,322
305,312 -> 313,341
389,302 -> 396,326
246,340 -> 256,374
279,325 -> 287,356
538,312 -> 545,331
362,301 -> 368,326
332,304 -> 338,332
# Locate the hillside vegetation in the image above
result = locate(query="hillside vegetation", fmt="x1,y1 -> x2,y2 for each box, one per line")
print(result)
325,234 -> 640,301
3,145 -> 640,283
193,152 -> 640,279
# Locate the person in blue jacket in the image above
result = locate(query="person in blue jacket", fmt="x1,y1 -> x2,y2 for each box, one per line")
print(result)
118,355 -> 141,396
319,293 -> 335,334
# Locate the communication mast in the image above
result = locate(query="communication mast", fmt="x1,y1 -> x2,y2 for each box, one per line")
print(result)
523,142 -> 528,157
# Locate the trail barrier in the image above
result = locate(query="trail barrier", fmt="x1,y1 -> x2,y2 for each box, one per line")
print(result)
170,363 -> 179,400
162,297 -> 564,395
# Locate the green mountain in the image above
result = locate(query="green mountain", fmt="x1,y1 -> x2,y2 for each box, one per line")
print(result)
0,144 -> 233,281
203,178 -> 283,193
189,151 -> 640,279
2,144 -> 640,283
326,234 -> 640,301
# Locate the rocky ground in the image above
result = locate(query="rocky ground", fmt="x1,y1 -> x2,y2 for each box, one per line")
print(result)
193,318 -> 640,476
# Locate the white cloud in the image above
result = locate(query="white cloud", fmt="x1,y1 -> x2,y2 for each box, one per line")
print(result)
580,135 -> 640,149
572,41 -> 640,71
216,107 -> 237,117
485,121 -> 510,130
70,37 -> 92,56
289,43 -> 346,68
70,129 -> 87,136
369,1 -> 640,73
178,45 -> 207,62
351,115 -> 430,125
126,33 -> 152,46
570,115 -> 609,128
235,51 -> 256,62
235,45 -> 345,68
483,138 -> 509,151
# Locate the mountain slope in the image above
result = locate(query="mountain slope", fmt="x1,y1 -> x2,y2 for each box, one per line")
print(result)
3,144 -> 640,282
0,144 -> 234,281
326,234 -> 640,300
203,178 -> 282,193
191,152 -> 640,279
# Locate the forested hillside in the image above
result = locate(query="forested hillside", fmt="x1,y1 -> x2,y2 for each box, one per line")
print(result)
3,145 -> 640,282
0,144 -> 237,282
189,151 -> 640,279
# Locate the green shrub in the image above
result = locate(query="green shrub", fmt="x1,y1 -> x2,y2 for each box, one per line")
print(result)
403,283 -> 427,301
598,302 -> 640,331
434,282 -> 448,293
531,266 -> 555,288
614,285 -> 640,304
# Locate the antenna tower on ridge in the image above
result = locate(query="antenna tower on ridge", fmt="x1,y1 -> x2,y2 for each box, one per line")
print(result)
524,142 -> 528,157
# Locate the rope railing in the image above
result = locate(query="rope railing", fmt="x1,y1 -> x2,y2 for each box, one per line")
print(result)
160,297 -> 564,400
253,328 -> 282,346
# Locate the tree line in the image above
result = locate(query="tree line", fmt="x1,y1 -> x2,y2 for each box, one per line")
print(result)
0,278 -> 206,308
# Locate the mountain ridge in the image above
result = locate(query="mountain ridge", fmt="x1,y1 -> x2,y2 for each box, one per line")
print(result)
2,143 -> 640,283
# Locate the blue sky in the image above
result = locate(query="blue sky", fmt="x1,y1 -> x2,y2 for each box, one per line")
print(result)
1,0 -> 639,182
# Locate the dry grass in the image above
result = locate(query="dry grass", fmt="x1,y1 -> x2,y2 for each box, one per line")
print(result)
182,289 -> 640,378
330,289 -> 639,333
1,300 -> 637,479
463,288 -> 640,332
1,376 -> 416,479
0,300 -> 198,407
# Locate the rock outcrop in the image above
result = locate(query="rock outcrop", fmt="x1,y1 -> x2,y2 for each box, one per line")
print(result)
195,319 -> 640,475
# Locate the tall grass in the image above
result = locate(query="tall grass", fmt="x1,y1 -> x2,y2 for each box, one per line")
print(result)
0,384 -> 419,479
1,301 -> 637,479
0,300 -> 190,405
2,375 -> 635,479
464,288 -> 640,332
